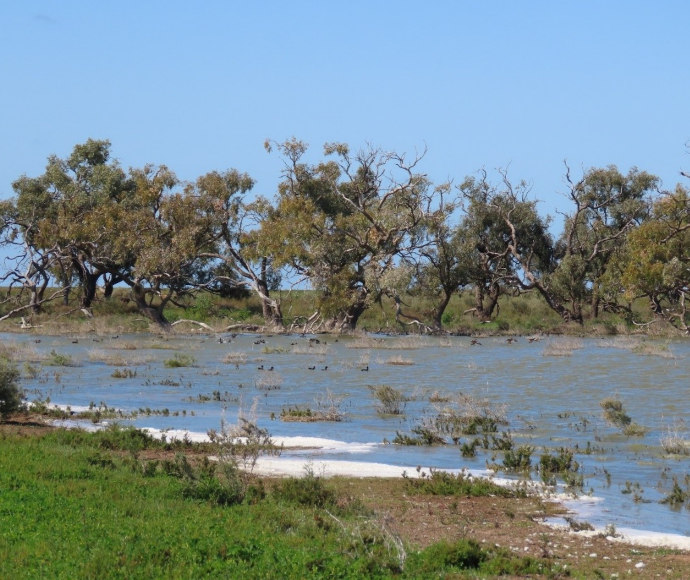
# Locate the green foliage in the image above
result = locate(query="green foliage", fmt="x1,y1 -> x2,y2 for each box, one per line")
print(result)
539,447 -> 582,488
503,444 -> 534,472
661,476 -> 690,508
164,353 -> 196,368
404,468 -> 522,498
0,356 -> 22,418
410,538 -> 486,572
47,349 -> 75,367
274,467 -> 337,509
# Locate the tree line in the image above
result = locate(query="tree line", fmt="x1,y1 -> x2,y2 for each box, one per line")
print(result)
1,138 -> 688,334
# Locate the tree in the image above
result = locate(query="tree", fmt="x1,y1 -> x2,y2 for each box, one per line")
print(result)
404,183 -> 468,330
456,170 -> 554,321
261,139 -> 429,331
620,183 -> 690,333
8,139 -> 135,314
547,165 -> 657,322
118,164 -> 222,328
0,198 -> 65,319
192,170 -> 285,330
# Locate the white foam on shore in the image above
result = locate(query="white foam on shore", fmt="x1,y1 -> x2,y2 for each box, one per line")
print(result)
543,521 -> 690,552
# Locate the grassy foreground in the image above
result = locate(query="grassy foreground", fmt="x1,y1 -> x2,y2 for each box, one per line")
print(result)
2,421 -> 689,579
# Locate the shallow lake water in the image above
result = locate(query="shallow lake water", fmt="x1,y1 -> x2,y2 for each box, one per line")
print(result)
5,331 -> 689,537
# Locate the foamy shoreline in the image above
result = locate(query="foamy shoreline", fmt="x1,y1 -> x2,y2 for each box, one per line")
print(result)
47,419 -> 689,552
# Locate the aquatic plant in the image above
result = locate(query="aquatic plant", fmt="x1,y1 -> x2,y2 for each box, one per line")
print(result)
502,445 -> 534,472
660,419 -> 689,455
370,384 -> 408,416
164,353 -> 196,368
600,398 -> 631,429
47,349 -> 76,367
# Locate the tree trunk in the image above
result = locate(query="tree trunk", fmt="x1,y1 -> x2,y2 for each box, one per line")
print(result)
103,274 -> 124,299
430,291 -> 452,331
80,271 -> 99,309
131,283 -> 171,330
257,279 -> 284,330
474,283 -> 500,320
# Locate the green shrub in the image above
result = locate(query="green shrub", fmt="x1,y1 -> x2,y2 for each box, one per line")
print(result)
413,538 -> 486,571
503,445 -> 533,472
0,357 -> 22,418
404,468 -> 520,498
274,468 -> 337,509
47,349 -> 75,367
164,353 -> 196,368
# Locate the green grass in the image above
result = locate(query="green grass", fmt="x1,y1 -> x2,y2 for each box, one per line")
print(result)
0,425 -> 561,579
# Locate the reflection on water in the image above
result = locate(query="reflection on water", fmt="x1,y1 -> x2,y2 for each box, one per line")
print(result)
5,331 -> 689,536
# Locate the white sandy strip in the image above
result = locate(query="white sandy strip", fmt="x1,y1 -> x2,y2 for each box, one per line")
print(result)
543,522 -> 690,552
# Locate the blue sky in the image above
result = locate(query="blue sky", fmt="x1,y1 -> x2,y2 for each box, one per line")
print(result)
2,1 -> 689,228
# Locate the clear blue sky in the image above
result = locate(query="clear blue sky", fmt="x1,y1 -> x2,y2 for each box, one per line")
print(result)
2,1 -> 689,226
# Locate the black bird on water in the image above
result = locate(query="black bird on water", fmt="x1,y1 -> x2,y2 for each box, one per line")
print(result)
361,365 -> 369,372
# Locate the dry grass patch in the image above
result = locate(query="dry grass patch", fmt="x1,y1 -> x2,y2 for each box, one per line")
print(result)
223,352 -> 247,365
87,349 -> 153,366
542,337 -> 584,357
381,355 -> 414,366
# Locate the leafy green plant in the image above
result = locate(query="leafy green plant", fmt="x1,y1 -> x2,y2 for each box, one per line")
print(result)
47,349 -> 75,367
274,466 -> 337,509
404,468 -> 522,498
539,447 -> 582,488
502,444 -> 534,472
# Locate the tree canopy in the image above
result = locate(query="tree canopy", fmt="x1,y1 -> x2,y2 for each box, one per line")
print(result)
2,138 -> 688,334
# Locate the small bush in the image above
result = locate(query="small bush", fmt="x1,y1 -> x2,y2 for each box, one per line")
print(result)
370,384 -> 408,416
539,447 -> 582,488
274,467 -> 336,509
47,349 -> 75,367
413,539 -> 486,571
0,357 -> 22,418
405,468 -> 520,498
164,353 -> 196,368
503,445 -> 533,472
600,397 -> 631,428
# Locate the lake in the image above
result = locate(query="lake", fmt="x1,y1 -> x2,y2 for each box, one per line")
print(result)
5,331 -> 689,537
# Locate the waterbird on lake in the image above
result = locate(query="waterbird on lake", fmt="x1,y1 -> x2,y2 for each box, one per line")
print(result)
257,365 -> 264,370
308,366 -> 316,370
470,339 -> 482,346
361,365 -> 369,372
322,366 -> 328,371
506,337 -> 517,344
